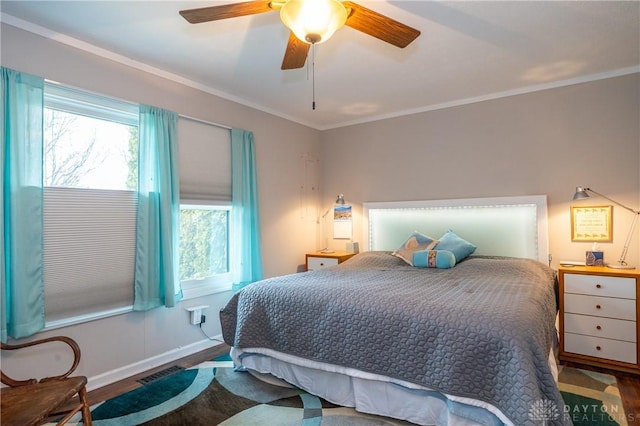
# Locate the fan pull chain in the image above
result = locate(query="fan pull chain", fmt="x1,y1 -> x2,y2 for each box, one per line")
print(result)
311,43 -> 316,110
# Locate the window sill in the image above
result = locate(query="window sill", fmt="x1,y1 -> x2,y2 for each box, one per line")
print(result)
42,284 -> 234,331
44,306 -> 134,331
181,282 -> 233,300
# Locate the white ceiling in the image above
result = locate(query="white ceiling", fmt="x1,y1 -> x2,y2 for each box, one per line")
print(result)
2,1 -> 639,130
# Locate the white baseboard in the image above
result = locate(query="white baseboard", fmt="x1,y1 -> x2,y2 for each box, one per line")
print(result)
86,336 -> 225,391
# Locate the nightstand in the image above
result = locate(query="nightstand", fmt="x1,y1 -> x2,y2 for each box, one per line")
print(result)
558,266 -> 639,374
305,251 -> 357,271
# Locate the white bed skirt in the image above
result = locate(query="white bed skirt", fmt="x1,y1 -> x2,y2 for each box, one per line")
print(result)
232,346 -> 563,426
232,345 -> 560,426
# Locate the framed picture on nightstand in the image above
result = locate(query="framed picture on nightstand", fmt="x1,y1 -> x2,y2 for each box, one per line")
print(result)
571,205 -> 612,242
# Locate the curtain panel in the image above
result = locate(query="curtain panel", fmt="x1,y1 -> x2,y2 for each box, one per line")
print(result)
1,67 -> 45,341
134,105 -> 181,310
230,129 -> 263,289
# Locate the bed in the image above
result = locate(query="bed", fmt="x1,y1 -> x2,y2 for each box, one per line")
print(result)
220,196 -> 568,426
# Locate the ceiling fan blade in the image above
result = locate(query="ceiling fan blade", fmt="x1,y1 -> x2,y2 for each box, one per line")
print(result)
281,32 -> 310,70
179,1 -> 274,24
342,1 -> 420,48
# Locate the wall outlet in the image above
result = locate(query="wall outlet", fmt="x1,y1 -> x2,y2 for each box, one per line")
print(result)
185,305 -> 208,325
190,310 -> 201,325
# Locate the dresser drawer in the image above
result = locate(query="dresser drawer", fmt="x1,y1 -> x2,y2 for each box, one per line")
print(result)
564,293 -> 635,320
564,313 -> 636,342
564,273 -> 635,299
306,256 -> 339,271
564,333 -> 637,364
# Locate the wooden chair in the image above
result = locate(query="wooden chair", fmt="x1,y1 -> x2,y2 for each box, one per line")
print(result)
1,336 -> 92,426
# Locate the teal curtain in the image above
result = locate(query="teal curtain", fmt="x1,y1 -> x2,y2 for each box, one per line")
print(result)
134,105 -> 181,310
1,67 -> 45,341
230,129 -> 263,289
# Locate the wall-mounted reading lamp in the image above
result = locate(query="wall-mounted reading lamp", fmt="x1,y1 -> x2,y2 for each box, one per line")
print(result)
573,186 -> 640,269
319,194 -> 345,253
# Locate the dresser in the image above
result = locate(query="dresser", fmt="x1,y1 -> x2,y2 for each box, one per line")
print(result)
558,266 -> 639,374
305,251 -> 357,271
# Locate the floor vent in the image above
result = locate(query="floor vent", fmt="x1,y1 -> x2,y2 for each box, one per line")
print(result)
137,365 -> 184,385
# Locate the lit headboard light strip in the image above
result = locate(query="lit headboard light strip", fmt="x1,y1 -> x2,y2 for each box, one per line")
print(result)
363,195 -> 548,262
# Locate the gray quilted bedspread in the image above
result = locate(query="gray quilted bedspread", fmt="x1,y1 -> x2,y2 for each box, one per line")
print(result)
220,252 -> 568,426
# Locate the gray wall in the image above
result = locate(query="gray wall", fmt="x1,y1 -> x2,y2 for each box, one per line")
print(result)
320,74 -> 640,268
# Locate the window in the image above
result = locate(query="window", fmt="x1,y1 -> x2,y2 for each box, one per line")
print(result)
177,118 -> 232,297
179,204 -> 231,298
41,83 -> 233,326
43,82 -> 139,327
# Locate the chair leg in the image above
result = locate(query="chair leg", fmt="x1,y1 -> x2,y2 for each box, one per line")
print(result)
78,386 -> 92,426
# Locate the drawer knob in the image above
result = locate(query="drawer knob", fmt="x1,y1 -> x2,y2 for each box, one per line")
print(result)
596,304 -> 601,309
596,325 -> 602,330
320,262 -> 324,266
596,345 -> 601,351
596,284 -> 601,289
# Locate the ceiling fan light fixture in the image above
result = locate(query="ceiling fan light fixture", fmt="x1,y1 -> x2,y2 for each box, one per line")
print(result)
280,0 -> 348,44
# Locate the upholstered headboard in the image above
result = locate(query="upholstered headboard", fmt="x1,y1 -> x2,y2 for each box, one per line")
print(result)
362,195 -> 549,263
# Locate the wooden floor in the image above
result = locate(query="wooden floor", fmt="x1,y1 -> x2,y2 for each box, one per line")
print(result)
87,345 -> 640,424
86,343 -> 230,406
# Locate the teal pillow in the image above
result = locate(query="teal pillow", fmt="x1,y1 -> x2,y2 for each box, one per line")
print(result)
392,231 -> 438,266
434,230 -> 476,262
412,250 -> 456,269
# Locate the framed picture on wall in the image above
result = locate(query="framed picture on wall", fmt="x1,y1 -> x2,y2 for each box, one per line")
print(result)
571,205 -> 612,242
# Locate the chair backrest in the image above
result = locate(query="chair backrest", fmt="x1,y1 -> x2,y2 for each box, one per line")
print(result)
1,336 -> 82,386
0,336 -> 92,426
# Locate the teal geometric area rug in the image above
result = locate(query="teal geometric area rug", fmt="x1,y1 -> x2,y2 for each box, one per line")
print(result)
81,355 -> 628,426
88,352 -> 411,426
557,366 -> 628,426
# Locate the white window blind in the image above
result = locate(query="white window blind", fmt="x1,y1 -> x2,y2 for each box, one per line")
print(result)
178,117 -> 233,298
42,82 -> 139,327
178,118 -> 231,202
43,187 -> 137,323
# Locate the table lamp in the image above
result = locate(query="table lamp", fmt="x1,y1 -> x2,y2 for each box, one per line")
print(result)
319,194 -> 345,253
573,186 -> 639,269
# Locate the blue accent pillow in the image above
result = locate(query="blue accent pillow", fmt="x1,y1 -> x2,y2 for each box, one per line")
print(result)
392,231 -> 438,266
434,230 -> 477,262
412,250 -> 456,269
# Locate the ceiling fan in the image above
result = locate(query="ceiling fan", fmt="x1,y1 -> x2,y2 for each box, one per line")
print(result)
179,0 -> 421,70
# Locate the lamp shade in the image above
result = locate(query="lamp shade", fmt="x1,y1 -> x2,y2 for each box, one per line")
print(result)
280,0 -> 348,44
572,186 -> 590,200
